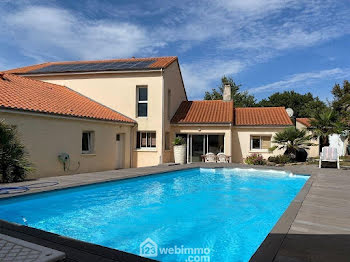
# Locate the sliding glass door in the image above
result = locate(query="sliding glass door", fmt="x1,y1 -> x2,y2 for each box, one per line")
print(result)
176,134 -> 225,163
191,135 -> 205,162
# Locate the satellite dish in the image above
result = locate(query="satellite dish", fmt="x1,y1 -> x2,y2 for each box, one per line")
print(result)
286,108 -> 294,117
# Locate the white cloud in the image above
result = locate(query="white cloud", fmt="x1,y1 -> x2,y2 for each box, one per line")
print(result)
214,0 -> 298,13
157,0 -> 350,56
249,68 -> 350,94
182,59 -> 245,100
1,1 -> 350,99
2,6 -> 165,61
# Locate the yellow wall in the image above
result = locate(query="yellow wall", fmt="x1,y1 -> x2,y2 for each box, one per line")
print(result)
27,65 -> 187,167
0,111 -> 132,179
296,121 -> 319,158
163,62 -> 187,162
232,127 -> 286,163
170,125 -> 232,162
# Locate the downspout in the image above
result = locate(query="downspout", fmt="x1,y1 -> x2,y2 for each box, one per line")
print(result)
160,68 -> 164,164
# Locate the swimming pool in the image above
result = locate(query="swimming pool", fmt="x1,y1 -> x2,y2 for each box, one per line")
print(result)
0,168 -> 308,261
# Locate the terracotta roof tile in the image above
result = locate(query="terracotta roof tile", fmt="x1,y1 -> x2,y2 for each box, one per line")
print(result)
0,73 -> 135,123
296,118 -> 311,127
5,56 -> 178,74
235,107 -> 293,126
171,100 -> 234,124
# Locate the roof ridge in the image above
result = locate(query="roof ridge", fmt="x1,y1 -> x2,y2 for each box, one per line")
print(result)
48,56 -> 178,65
5,56 -> 178,74
236,106 -> 286,109
186,100 -> 230,102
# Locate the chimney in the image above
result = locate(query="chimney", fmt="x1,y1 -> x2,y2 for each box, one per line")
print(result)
223,83 -> 231,101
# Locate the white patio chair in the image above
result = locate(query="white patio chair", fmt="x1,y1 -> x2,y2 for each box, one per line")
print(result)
204,152 -> 216,163
217,153 -> 229,163
319,147 -> 340,169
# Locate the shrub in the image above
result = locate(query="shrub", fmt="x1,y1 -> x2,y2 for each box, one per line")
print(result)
245,153 -> 266,165
268,155 -> 292,164
270,127 -> 313,159
173,137 -> 186,146
0,120 -> 32,183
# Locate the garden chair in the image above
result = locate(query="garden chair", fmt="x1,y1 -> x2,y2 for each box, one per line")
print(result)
204,153 -> 216,163
217,153 -> 230,163
319,147 -> 340,169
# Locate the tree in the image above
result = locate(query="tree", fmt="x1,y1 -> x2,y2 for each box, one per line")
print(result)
271,127 -> 314,159
0,120 -> 32,183
308,108 -> 344,148
204,76 -> 256,107
332,80 -> 350,121
257,91 -> 327,118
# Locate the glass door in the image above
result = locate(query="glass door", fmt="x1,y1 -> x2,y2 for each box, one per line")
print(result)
176,134 -> 225,163
207,135 -> 224,154
191,135 -> 205,162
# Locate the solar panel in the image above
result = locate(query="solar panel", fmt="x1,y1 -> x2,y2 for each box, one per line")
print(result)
28,60 -> 157,74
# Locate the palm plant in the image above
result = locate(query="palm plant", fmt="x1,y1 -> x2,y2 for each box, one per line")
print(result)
308,109 -> 344,148
270,127 -> 313,159
0,120 -> 32,183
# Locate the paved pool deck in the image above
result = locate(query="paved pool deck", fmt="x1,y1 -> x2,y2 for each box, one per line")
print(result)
0,163 -> 349,262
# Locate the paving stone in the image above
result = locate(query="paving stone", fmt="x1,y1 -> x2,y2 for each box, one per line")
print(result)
0,234 -> 65,262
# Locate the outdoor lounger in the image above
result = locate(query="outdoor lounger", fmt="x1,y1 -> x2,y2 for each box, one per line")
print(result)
319,147 -> 340,169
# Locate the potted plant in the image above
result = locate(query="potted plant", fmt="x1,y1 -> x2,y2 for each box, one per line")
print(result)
173,137 -> 186,164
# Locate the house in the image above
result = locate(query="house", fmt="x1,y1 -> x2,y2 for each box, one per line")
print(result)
171,97 -> 292,163
6,57 -> 187,167
297,118 -> 348,157
296,118 -> 319,158
0,73 -> 135,178
2,56 -> 306,179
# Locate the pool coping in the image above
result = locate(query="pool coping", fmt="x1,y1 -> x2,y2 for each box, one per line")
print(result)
249,170 -> 314,262
0,163 -> 317,261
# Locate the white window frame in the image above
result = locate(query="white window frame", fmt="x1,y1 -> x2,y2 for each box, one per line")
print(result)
137,86 -> 148,118
250,135 -> 271,151
137,131 -> 156,149
82,131 -> 94,154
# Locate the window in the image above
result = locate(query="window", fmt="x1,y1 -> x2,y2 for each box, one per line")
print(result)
251,136 -> 271,150
116,134 -> 120,141
136,131 -> 156,148
82,131 -> 94,153
165,132 -> 170,150
137,86 -> 148,117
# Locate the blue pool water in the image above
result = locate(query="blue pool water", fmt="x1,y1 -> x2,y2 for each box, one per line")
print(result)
0,168 -> 308,261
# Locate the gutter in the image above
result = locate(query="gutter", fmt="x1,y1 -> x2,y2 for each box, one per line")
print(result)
0,108 -> 136,126
171,123 -> 233,127
234,125 -> 293,128
160,68 -> 164,164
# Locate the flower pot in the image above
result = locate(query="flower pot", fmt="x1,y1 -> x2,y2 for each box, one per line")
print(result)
174,144 -> 186,164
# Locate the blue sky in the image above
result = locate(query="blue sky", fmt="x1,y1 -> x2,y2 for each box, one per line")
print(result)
1,0 -> 350,101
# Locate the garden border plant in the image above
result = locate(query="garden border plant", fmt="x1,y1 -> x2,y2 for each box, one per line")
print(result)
245,153 -> 267,165
0,120 -> 32,183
